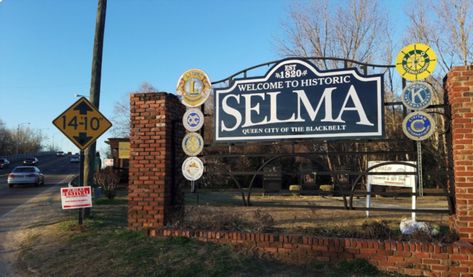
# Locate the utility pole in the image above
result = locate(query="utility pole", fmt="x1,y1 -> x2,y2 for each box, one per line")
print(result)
84,0 -> 107,216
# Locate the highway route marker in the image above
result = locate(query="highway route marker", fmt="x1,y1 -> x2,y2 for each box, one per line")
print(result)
52,97 -> 112,150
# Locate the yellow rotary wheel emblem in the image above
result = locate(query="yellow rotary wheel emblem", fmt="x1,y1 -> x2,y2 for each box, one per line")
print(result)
396,43 -> 437,81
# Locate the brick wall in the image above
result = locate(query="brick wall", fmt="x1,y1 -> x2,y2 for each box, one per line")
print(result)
128,92 -> 184,230
445,66 -> 473,242
151,228 -> 473,276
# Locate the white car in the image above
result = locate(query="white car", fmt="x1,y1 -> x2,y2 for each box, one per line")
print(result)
70,155 -> 80,163
8,166 -> 45,188
56,151 -> 65,157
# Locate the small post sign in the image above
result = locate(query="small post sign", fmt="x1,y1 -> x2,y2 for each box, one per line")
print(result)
118,141 -> 130,159
53,97 -> 112,225
61,186 -> 92,209
52,97 -> 112,150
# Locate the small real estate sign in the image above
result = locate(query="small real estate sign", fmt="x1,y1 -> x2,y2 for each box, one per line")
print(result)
61,186 -> 92,209
214,58 -> 384,141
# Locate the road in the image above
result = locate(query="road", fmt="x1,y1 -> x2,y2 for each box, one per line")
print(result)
0,154 -> 78,276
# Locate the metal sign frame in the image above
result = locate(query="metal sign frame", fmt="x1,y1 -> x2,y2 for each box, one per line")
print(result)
214,58 -> 384,142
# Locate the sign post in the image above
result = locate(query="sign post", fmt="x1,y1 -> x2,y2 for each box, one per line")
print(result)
53,97 -> 112,225
366,161 -> 416,220
396,43 -> 437,208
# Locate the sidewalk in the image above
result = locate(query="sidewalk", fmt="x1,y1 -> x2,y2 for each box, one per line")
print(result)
0,183 -> 71,276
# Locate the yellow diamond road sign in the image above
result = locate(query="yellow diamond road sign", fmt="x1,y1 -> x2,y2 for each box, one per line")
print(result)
52,97 -> 112,150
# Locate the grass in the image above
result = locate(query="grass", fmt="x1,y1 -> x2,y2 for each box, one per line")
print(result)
16,194 -> 407,277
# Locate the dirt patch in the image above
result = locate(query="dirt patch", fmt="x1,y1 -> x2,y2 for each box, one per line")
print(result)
179,190 -> 453,242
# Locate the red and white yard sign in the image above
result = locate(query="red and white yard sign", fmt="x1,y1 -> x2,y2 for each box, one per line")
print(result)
61,186 -> 93,209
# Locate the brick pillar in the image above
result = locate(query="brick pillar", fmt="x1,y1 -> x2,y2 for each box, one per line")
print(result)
128,92 -> 184,231
445,65 -> 473,242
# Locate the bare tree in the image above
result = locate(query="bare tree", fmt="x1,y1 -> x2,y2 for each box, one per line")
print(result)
110,82 -> 158,137
276,0 -> 394,193
406,0 -> 473,75
278,0 -> 391,69
0,120 -> 43,155
404,0 -> 471,189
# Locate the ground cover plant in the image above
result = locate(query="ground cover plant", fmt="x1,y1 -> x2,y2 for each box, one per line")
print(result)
16,192 -> 407,277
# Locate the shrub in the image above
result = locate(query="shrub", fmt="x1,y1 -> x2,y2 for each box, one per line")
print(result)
252,209 -> 274,232
361,220 -> 393,240
94,167 -> 120,200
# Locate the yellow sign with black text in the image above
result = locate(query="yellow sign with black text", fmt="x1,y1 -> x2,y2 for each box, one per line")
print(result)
118,142 -> 130,159
52,97 -> 112,150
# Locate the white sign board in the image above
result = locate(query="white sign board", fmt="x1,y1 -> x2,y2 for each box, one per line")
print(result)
368,161 -> 416,188
367,161 -> 416,187
61,186 -> 92,209
366,161 -> 417,220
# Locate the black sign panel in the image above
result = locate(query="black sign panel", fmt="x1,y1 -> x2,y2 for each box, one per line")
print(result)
214,59 -> 384,142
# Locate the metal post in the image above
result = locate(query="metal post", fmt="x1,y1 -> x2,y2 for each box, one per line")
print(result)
79,150 -> 85,225
417,141 -> 423,197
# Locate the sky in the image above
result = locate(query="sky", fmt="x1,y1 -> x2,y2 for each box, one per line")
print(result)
0,0 -> 409,155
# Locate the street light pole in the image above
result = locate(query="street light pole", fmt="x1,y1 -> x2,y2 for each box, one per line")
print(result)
16,122 -> 30,155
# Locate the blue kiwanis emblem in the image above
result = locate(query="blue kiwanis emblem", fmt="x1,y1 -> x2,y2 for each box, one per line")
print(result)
401,82 -> 432,110
183,108 -> 204,132
402,111 -> 436,141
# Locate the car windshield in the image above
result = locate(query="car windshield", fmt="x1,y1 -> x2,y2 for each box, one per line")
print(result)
13,167 -> 35,173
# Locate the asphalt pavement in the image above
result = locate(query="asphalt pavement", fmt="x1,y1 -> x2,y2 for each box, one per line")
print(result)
0,154 -> 79,276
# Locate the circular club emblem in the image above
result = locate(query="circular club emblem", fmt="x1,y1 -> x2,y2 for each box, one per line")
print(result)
182,157 -> 204,181
176,69 -> 211,107
396,43 -> 437,81
402,111 -> 436,141
182,132 -> 204,156
183,108 -> 204,132
401,82 -> 433,110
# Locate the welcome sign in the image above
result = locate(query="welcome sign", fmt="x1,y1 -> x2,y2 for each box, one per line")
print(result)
214,59 -> 384,141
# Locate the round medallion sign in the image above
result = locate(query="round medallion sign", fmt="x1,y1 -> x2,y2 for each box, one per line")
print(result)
183,108 -> 204,132
176,69 -> 211,107
402,111 -> 436,141
182,132 -> 204,156
396,43 -> 437,81
401,82 -> 433,110
182,157 -> 204,181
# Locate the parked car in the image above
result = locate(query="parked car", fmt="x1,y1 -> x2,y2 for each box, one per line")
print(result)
56,151 -> 65,157
23,157 -> 39,166
0,158 -> 10,169
7,166 -> 44,188
70,155 -> 80,163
